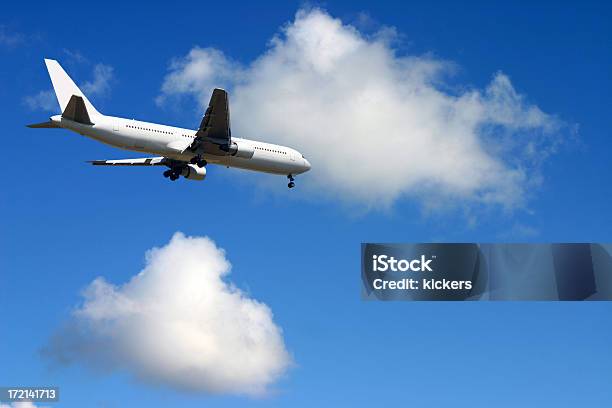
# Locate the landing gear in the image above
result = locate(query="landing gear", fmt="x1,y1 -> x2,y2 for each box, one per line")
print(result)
287,174 -> 295,189
164,169 -> 180,181
190,156 -> 207,168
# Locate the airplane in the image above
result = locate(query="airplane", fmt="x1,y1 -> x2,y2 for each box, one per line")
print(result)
27,59 -> 311,188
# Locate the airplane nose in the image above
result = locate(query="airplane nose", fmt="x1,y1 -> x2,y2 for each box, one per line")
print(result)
303,158 -> 311,171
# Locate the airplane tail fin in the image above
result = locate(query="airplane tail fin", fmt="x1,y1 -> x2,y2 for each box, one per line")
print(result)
44,59 -> 102,120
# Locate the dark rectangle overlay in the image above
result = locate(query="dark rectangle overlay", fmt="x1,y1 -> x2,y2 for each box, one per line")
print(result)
0,387 -> 59,403
361,243 -> 612,301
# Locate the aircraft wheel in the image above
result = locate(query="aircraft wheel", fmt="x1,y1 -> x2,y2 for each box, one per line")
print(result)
163,170 -> 172,178
197,159 -> 207,168
288,182 -> 295,189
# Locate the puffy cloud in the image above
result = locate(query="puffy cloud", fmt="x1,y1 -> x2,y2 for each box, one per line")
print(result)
158,8 -> 565,210
44,233 -> 291,396
24,62 -> 113,112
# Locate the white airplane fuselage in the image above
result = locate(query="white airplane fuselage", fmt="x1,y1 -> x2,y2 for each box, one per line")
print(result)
52,114 -> 311,176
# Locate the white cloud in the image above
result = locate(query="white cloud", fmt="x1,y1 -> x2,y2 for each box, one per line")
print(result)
500,222 -> 539,239
0,26 -> 24,47
62,49 -> 88,64
158,8 -> 565,210
80,64 -> 114,96
23,90 -> 56,112
0,403 -> 46,408
44,233 -> 291,396
155,48 -> 239,107
24,62 -> 113,112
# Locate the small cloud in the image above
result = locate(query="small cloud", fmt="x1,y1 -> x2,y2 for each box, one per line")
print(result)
0,25 -> 25,48
23,89 -> 56,112
0,402 -> 48,408
43,232 -> 292,397
62,49 -> 88,64
500,223 -> 539,239
80,64 -> 114,96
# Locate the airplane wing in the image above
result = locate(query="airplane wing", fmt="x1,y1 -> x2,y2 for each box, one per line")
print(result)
88,157 -> 205,181
88,157 -> 168,166
187,88 -> 232,156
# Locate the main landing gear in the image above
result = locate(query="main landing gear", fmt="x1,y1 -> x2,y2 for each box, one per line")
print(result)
164,157 -> 207,182
163,169 -> 180,181
287,174 -> 295,189
189,156 -> 207,168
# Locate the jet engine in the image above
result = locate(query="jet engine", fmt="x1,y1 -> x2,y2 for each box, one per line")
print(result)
181,164 -> 207,180
227,141 -> 255,159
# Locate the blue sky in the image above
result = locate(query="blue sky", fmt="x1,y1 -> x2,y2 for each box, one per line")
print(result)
1,0 -> 611,406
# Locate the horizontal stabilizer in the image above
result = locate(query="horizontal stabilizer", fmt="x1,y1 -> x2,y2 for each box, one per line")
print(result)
88,157 -> 167,166
26,121 -> 59,128
62,95 -> 94,125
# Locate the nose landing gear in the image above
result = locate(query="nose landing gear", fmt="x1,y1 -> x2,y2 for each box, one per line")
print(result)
287,174 -> 295,189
